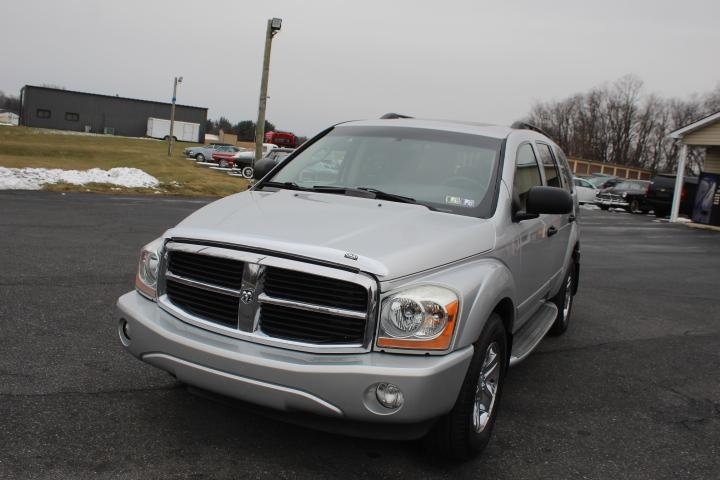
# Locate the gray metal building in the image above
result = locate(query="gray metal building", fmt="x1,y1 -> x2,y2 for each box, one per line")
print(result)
19,85 -> 207,141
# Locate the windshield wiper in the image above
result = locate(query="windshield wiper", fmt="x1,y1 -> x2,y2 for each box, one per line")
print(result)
257,181 -> 308,191
354,187 -> 417,204
311,185 -> 436,210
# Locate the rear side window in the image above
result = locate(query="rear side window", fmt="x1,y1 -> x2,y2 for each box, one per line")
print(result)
514,143 -> 543,211
536,143 -> 562,188
553,146 -> 574,192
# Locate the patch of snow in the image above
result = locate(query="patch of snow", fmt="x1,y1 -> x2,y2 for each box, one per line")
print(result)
0,167 -> 160,190
27,127 -> 159,141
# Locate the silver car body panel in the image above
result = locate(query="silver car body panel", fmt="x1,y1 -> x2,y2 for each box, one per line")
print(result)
121,119 -> 580,427
118,291 -> 473,423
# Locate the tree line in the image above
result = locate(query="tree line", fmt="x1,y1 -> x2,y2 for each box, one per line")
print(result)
524,75 -> 720,174
0,91 -> 21,113
205,118 -> 276,141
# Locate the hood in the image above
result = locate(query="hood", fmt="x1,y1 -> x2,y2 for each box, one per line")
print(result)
165,190 -> 496,280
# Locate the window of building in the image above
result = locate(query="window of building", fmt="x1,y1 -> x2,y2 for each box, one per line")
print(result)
36,109 -> 51,119
65,112 -> 79,121
514,143 -> 543,211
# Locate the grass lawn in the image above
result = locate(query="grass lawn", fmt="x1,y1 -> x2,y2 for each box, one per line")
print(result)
0,125 -> 250,196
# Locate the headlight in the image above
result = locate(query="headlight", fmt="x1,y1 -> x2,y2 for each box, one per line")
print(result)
135,238 -> 163,300
377,285 -> 459,350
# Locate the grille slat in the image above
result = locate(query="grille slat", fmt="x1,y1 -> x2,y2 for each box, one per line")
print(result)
168,251 -> 244,289
260,303 -> 365,344
166,279 -> 238,327
263,267 -> 368,311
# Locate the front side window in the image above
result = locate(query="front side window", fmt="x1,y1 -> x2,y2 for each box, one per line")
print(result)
265,126 -> 503,217
513,143 -> 543,211
36,109 -> 51,119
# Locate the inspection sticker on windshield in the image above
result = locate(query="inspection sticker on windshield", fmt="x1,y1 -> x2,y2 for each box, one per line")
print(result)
445,195 -> 475,207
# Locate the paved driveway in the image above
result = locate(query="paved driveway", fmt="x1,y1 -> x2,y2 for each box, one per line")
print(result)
1,192 -> 718,479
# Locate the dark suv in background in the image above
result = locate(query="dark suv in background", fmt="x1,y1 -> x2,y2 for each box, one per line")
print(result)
646,174 -> 698,218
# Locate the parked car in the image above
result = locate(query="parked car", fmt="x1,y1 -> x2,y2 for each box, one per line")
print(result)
586,175 -> 621,189
595,180 -> 651,212
183,144 -> 230,162
118,117 -> 580,460
229,143 -> 278,167
252,148 -> 295,179
646,174 -> 699,218
211,146 -> 245,167
573,177 -> 598,204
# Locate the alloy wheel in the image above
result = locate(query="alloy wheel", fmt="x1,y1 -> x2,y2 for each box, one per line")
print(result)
473,341 -> 500,433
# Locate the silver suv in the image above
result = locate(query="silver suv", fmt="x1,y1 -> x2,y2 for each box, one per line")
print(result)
118,117 -> 580,459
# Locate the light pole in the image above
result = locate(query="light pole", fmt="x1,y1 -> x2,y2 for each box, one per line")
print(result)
254,18 -> 282,165
167,76 -> 183,157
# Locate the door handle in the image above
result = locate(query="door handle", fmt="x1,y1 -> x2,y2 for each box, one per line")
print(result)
547,226 -> 558,237
568,214 -> 576,223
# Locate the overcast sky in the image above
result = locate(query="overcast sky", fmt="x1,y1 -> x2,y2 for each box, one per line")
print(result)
2,0 -> 719,136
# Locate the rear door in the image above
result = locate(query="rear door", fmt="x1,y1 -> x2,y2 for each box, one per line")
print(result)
536,142 -> 573,286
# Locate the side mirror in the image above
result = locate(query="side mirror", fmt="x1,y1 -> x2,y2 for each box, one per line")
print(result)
526,186 -> 573,215
253,158 -> 277,180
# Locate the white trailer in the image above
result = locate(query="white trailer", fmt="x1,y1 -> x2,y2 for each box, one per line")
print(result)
146,117 -> 200,142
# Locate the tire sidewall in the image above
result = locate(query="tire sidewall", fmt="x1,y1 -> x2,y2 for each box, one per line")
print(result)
549,262 -> 575,335
435,313 -> 507,458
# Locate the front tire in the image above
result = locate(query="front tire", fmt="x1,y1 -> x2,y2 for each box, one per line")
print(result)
242,166 -> 254,179
425,313 -> 507,460
629,198 -> 640,213
219,159 -> 229,168
196,153 -> 205,162
548,262 -> 575,336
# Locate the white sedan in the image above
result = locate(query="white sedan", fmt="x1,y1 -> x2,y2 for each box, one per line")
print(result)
573,177 -> 599,204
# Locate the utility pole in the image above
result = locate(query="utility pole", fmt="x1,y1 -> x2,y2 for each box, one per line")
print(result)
167,76 -> 183,157
254,18 -> 282,165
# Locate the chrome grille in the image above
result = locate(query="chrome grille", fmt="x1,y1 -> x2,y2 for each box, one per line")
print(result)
262,267 -> 368,311
157,242 -> 377,353
165,279 -> 239,327
259,303 -> 366,344
167,251 -> 244,290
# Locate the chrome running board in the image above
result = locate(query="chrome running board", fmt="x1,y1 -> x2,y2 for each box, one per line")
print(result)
509,301 -> 558,366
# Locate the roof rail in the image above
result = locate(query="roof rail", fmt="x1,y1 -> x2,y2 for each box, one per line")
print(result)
510,121 -> 553,139
380,113 -> 413,119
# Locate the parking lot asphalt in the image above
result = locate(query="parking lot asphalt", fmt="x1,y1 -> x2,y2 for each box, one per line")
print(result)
1,190 -> 718,479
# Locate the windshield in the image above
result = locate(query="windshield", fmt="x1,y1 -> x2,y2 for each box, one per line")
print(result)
264,126 -> 503,217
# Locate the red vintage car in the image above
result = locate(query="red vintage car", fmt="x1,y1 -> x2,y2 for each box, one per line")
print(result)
210,146 -> 243,167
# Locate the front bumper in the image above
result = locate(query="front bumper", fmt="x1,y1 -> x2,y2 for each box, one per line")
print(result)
595,197 -> 629,208
117,291 -> 473,425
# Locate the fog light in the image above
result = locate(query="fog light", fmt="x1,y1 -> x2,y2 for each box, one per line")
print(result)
376,383 -> 404,409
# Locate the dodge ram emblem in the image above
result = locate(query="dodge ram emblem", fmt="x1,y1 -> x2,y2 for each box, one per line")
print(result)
240,289 -> 254,304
